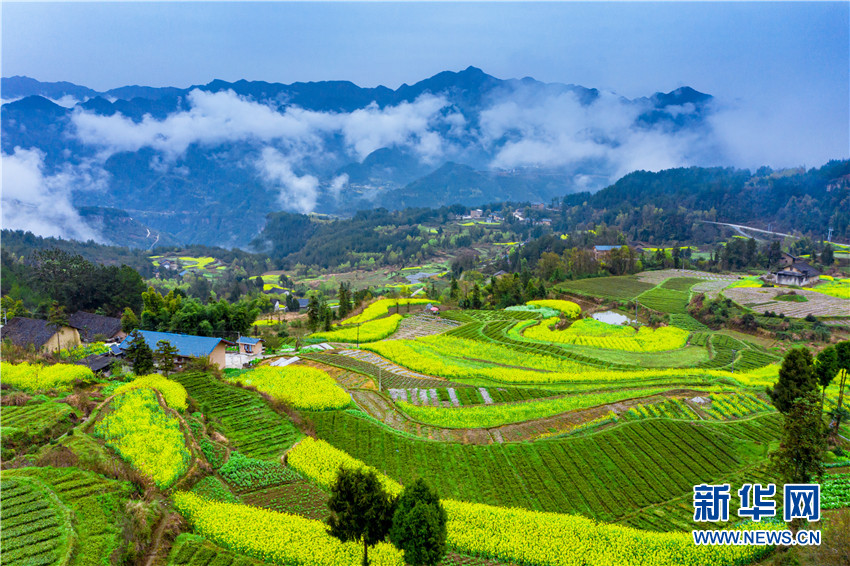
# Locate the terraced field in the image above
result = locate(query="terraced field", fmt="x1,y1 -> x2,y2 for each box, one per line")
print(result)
725,285 -> 850,318
311,409 -> 781,527
2,467 -> 134,566
556,275 -> 656,300
1,399 -> 76,452
387,313 -> 463,340
172,372 -> 301,460
0,476 -> 73,566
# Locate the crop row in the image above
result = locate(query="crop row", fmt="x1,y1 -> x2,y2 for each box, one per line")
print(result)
240,480 -> 330,522
668,314 -> 709,331
167,533 -> 264,566
702,393 -> 773,420
822,473 -> 850,510
622,398 -> 700,421
441,309 -> 540,323
173,372 -> 301,460
660,277 -> 706,292
1,400 -> 75,451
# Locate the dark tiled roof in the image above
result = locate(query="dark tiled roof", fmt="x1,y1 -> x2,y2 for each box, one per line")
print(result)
68,312 -> 123,341
776,262 -> 821,278
0,317 -> 59,349
76,354 -> 114,373
119,330 -> 230,358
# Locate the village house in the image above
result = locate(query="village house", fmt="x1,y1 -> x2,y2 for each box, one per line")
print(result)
68,312 -> 126,343
779,252 -> 804,268
118,330 -> 232,370
773,260 -> 821,287
593,245 -> 626,260
236,336 -> 264,355
0,317 -> 80,354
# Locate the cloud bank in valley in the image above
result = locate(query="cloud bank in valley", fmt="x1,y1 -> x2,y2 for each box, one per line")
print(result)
1,147 -> 102,241
8,80 -> 841,244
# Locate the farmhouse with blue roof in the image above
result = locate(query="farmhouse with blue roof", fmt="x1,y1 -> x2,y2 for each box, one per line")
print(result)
236,336 -> 264,356
118,330 -> 231,370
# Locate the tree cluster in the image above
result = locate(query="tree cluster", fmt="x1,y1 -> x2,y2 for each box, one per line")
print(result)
327,468 -> 447,566
2,248 -> 145,318
128,287 -> 264,339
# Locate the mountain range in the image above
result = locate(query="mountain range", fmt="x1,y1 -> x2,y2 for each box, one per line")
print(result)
2,67 -> 718,248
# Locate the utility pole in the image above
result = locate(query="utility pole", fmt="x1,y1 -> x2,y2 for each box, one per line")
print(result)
827,227 -> 834,243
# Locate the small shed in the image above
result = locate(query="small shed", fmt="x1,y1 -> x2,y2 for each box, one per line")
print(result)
236,336 -> 264,356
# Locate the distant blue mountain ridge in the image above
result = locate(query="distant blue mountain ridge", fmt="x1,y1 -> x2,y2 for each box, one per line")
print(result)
1,67 -> 716,248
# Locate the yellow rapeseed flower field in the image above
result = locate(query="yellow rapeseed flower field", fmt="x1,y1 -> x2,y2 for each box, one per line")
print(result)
228,366 -> 351,410
172,491 -> 405,566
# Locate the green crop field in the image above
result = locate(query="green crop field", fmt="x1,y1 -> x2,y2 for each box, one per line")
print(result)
557,275 -> 656,300
310,409 -> 780,525
2,467 -> 134,566
173,372 -> 302,460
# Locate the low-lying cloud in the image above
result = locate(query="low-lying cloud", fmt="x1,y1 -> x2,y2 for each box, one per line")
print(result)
255,147 -> 320,213
58,81 -> 847,217
72,89 -> 456,162
1,147 -> 102,241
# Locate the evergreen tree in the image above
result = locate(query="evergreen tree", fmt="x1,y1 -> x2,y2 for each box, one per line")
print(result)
125,330 -> 154,375
307,295 -> 321,329
821,244 -> 834,265
327,467 -> 396,566
153,339 -> 179,376
814,345 -> 839,417
338,283 -> 352,318
771,391 -> 825,533
389,479 -> 447,566
121,307 -> 139,333
449,276 -> 459,300
470,283 -> 482,309
766,347 -> 817,414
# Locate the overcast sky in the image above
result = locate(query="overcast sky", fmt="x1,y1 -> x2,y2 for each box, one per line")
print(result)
2,2 -> 847,99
